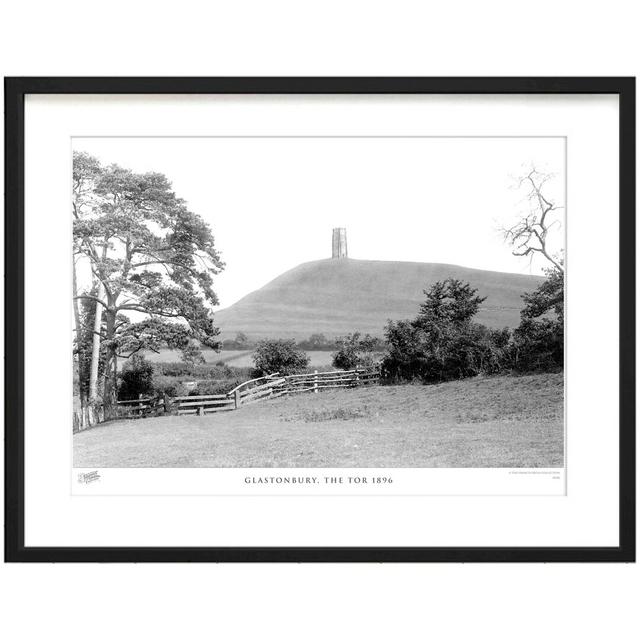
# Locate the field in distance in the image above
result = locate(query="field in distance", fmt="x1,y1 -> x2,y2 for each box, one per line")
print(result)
74,373 -> 564,468
141,349 -> 336,369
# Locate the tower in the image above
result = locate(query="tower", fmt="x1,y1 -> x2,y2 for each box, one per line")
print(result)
332,227 -> 348,259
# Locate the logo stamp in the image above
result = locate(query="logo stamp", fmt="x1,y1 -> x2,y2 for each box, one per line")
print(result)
77,470 -> 101,484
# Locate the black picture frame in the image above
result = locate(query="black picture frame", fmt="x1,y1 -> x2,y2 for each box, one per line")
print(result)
4,77 -> 635,563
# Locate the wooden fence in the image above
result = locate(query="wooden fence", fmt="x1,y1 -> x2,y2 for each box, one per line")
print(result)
73,395 -> 163,432
73,366 -> 380,430
174,367 -> 380,414
115,396 -> 165,418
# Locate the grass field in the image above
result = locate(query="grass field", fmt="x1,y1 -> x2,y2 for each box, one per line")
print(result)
141,349 -> 336,368
141,349 -> 250,365
74,373 -> 564,468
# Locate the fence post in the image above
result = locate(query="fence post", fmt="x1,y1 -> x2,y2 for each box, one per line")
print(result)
197,405 -> 204,417
163,392 -> 172,414
234,389 -> 241,409
355,369 -> 360,386
314,370 -> 318,394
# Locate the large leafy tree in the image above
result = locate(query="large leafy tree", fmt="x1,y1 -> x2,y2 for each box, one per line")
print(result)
332,332 -> 379,370
512,267 -> 564,371
73,152 -> 103,406
383,279 -> 510,382
415,279 -> 486,329
252,339 -> 310,376
73,152 -> 224,410
521,267 -> 564,324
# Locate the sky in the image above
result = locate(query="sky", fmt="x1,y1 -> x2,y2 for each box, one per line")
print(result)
73,137 -> 565,309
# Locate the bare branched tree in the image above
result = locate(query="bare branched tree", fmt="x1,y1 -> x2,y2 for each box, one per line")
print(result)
503,168 -> 564,272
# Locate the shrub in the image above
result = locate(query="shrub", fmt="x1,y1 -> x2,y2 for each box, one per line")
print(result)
211,362 -> 253,379
156,361 -> 252,379
152,376 -> 178,397
222,332 -> 254,350
513,318 -> 563,372
381,279 -> 512,384
157,362 -> 197,377
252,339 -> 310,376
380,273 -> 563,383
189,377 -> 249,396
297,333 -> 337,351
332,332 -> 379,370
154,374 -> 212,398
118,354 -> 155,400
228,365 -> 254,379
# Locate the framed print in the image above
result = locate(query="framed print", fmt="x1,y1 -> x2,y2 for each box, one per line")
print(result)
4,77 -> 635,562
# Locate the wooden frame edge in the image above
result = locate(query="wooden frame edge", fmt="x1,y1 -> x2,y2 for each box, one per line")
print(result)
4,77 -> 635,563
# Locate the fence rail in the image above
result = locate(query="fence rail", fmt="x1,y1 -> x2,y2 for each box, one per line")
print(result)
73,366 -> 380,430
115,396 -> 165,419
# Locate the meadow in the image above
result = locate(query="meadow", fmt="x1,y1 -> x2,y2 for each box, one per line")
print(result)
74,372 -> 564,468
141,348 -> 336,369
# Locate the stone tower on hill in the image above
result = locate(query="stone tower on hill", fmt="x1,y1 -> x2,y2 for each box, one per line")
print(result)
332,227 -> 348,259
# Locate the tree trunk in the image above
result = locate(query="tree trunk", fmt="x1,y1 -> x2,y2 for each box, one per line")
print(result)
89,283 -> 104,400
102,305 -> 118,418
72,260 -> 87,428
72,260 -> 82,357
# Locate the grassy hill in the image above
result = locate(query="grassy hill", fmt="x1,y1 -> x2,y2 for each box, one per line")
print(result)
214,258 -> 544,339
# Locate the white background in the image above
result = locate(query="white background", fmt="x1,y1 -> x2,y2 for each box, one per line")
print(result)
1,1 -> 638,639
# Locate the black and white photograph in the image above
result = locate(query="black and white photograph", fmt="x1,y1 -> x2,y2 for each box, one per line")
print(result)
72,136 -> 565,471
